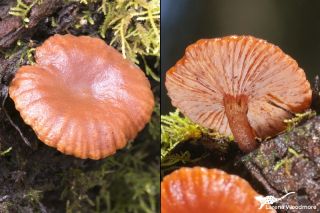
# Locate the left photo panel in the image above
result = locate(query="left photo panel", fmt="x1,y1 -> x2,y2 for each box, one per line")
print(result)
0,0 -> 160,212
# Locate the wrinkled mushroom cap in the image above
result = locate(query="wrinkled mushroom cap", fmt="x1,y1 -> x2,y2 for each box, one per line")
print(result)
161,167 -> 276,213
9,34 -> 154,160
166,35 -> 311,138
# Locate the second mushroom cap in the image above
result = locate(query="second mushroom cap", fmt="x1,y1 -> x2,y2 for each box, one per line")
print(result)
166,35 -> 311,152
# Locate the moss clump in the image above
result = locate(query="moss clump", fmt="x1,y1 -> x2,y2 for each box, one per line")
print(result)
161,151 -> 210,177
161,109 -> 231,176
0,147 -> 12,156
9,0 -> 42,28
61,142 -> 160,213
1,40 -> 36,68
148,102 -> 160,141
68,0 -> 160,69
274,147 -> 307,175
161,109 -> 226,158
99,0 -> 160,63
9,0 -> 160,82
283,110 -> 316,132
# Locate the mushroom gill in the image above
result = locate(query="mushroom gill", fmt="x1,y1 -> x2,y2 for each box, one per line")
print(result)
9,34 -> 154,160
161,167 -> 276,213
165,35 -> 311,152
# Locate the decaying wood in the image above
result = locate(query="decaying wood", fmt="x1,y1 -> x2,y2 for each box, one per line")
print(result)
242,115 -> 320,212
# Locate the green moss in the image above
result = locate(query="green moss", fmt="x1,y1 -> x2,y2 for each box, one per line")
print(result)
274,147 -> 305,175
21,48 -> 35,65
9,0 -> 42,28
270,151 -> 279,157
51,17 -> 58,27
161,109 -> 226,159
148,102 -> 160,141
0,201 -> 12,213
0,41 -> 21,59
161,109 -> 231,176
25,189 -> 42,208
255,151 -> 269,167
161,151 -> 210,177
58,141 -> 159,212
281,110 -> 316,143
0,40 -> 36,68
245,153 -> 253,162
283,110 -> 316,132
99,0 -> 160,65
142,55 -> 160,82
63,0 -> 160,82
161,109 -> 205,159
0,147 -> 12,156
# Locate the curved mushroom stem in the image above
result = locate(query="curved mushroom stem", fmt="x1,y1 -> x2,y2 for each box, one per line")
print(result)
224,95 -> 258,153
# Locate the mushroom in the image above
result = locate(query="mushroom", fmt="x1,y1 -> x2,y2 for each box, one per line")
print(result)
9,34 -> 154,160
165,35 -> 311,152
161,167 -> 276,213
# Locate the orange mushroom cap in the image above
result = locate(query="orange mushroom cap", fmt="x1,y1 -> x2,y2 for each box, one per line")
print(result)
165,35 -> 311,152
9,34 -> 154,160
161,167 -> 276,213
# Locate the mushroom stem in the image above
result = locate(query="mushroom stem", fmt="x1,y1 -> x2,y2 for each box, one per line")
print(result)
224,95 -> 258,153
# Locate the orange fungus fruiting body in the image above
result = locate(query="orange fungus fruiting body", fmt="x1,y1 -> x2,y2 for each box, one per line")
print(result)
165,35 -> 311,152
161,167 -> 276,213
9,34 -> 154,160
